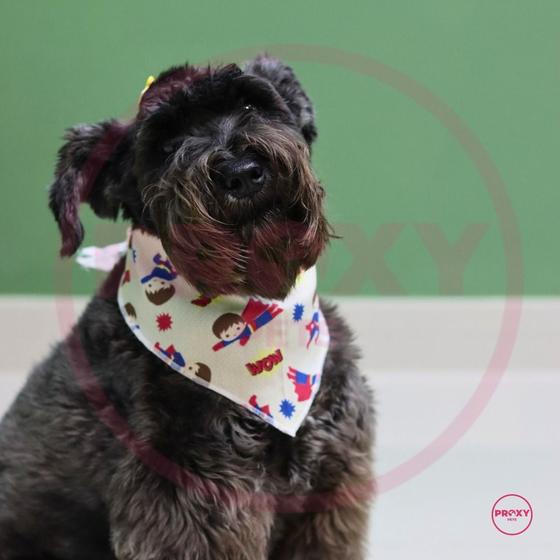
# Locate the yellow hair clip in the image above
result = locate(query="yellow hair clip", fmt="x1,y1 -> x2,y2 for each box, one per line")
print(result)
139,75 -> 155,103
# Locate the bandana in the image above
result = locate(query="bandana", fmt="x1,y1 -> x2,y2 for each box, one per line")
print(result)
114,228 -> 329,436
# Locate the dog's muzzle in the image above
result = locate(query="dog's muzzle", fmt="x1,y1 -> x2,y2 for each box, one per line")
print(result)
215,156 -> 268,199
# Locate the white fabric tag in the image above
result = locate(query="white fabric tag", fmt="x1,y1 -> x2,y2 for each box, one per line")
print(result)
76,241 -> 128,271
117,228 -> 330,436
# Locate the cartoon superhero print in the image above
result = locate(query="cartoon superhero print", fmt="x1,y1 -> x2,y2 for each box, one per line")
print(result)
212,299 -> 283,351
287,366 -> 319,402
279,399 -> 296,419
248,394 -> 272,418
156,312 -> 173,331
305,310 -> 321,349
122,302 -> 140,330
292,303 -> 305,322
191,294 -> 217,307
186,362 -> 212,383
123,302 -> 137,319
154,342 -> 186,368
141,254 -> 178,305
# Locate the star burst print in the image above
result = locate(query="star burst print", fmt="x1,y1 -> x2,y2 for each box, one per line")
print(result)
292,303 -> 305,322
279,399 -> 295,419
156,313 -> 173,331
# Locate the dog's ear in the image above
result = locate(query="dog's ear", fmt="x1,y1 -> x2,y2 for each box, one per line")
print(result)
49,119 -> 133,256
243,54 -> 317,145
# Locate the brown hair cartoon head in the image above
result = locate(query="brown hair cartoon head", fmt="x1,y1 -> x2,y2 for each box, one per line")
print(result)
212,313 -> 245,339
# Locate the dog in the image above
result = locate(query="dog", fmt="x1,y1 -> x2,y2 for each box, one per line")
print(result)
0,55 -> 374,560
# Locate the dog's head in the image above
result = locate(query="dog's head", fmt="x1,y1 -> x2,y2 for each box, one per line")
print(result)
49,55 -> 331,299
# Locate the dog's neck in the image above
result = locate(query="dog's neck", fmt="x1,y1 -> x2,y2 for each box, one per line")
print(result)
109,228 -> 329,436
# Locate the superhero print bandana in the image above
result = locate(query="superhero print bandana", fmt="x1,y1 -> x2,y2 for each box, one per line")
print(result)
116,228 -> 330,436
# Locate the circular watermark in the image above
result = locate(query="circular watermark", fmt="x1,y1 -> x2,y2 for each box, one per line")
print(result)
53,44 -> 524,511
491,494 -> 533,536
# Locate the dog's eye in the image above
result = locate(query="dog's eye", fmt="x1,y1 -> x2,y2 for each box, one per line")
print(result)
242,104 -> 255,112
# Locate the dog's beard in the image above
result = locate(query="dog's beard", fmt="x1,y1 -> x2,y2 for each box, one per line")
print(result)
144,124 -> 331,299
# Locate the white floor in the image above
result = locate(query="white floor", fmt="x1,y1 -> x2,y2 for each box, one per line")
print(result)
1,297 -> 559,558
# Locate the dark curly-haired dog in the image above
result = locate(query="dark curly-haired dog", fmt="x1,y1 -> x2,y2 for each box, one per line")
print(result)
0,55 -> 374,559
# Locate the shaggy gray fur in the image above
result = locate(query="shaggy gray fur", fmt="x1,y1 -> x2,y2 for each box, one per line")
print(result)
0,55 -> 374,559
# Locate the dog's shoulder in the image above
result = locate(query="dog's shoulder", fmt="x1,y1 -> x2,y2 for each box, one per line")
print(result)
305,298 -> 374,447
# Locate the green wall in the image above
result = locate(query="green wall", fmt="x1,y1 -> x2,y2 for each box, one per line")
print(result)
1,1 -> 558,296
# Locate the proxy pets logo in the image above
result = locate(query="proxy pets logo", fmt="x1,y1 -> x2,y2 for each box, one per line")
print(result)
491,494 -> 533,535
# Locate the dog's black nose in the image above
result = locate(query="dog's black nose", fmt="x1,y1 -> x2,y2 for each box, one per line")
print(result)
218,159 -> 266,198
